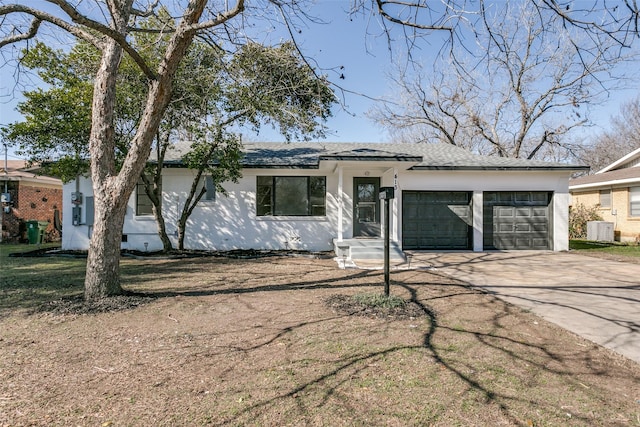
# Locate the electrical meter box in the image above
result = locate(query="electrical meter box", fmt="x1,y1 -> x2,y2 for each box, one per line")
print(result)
71,192 -> 83,204
72,206 -> 82,226
1,193 -> 10,203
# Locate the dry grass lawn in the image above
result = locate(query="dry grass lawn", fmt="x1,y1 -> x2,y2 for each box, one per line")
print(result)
1,252 -> 639,426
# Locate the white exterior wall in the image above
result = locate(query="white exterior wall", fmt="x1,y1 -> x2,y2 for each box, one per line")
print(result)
159,168 -> 338,251
61,177 -> 94,250
62,166 -> 572,252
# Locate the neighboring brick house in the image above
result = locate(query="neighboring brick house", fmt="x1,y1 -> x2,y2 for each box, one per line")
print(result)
570,147 -> 640,242
1,160 -> 63,243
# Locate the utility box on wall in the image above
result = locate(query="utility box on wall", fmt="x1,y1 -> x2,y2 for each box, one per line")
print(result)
587,221 -> 614,242
72,206 -> 82,226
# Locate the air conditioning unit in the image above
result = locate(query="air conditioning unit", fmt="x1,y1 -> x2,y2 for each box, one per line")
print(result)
0,193 -> 10,203
587,221 -> 614,242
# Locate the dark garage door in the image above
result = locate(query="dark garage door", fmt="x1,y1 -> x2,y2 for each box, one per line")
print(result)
483,192 -> 552,250
402,191 -> 472,250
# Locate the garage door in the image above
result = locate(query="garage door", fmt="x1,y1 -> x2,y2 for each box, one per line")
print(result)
402,191 -> 472,250
483,192 -> 552,250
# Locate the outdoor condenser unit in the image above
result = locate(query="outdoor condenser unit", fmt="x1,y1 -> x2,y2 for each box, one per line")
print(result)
586,221 -> 614,242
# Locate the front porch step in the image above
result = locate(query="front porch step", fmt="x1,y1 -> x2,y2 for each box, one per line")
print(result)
333,239 -> 406,261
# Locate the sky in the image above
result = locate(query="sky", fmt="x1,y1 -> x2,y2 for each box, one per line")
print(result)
1,1 -> 639,161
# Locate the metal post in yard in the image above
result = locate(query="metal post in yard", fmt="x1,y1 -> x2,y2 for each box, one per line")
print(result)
383,196 -> 390,297
379,186 -> 394,297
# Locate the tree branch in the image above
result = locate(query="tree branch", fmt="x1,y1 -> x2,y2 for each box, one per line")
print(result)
375,0 -> 455,32
46,0 -> 157,79
0,4 -> 102,49
184,0 -> 245,33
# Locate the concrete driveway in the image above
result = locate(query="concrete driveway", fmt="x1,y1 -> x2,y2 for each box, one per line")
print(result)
405,251 -> 640,364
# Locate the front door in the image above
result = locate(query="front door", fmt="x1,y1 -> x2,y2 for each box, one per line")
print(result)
353,177 -> 381,237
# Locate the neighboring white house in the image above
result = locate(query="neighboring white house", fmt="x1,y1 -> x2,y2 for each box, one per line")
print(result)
62,142 -> 586,254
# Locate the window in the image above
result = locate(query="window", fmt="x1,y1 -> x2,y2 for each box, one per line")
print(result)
204,176 -> 216,201
136,180 -> 154,216
257,176 -> 326,216
599,189 -> 611,208
630,187 -> 640,217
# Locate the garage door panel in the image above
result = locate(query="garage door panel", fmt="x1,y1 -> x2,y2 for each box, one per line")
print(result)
484,192 -> 552,250
403,191 -> 472,250
532,223 -> 548,232
532,208 -> 547,216
497,207 -> 514,217
498,222 -> 513,232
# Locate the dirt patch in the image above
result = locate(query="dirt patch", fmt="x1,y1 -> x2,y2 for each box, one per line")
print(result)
37,292 -> 157,315
1,256 -> 639,426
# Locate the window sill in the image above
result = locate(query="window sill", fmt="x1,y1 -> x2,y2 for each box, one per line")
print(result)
134,215 -> 155,221
256,216 -> 328,222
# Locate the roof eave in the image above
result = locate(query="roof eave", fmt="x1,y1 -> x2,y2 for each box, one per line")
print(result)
597,147 -> 640,173
160,160 -> 320,170
410,165 -> 589,171
319,155 -> 423,162
570,176 -> 640,190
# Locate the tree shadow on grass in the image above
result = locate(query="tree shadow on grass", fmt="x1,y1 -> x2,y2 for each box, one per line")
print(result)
4,254 -> 637,424
211,280 -> 608,426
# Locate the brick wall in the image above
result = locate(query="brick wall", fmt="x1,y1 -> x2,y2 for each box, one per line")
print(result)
572,187 -> 640,242
1,181 -> 63,243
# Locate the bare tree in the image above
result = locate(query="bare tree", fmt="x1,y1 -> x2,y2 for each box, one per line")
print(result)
577,96 -> 640,172
370,3 -> 635,159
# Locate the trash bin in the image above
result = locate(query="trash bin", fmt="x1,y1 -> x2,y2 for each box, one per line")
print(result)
26,220 -> 49,244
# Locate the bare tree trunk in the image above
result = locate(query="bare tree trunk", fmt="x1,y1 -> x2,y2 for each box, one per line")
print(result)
142,133 -> 173,252
142,169 -> 173,252
84,1 -> 215,300
155,205 -> 173,252
85,194 -> 128,300
85,34 -> 127,300
177,178 -> 206,250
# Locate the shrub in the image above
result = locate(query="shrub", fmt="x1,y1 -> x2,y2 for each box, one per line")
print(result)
569,203 -> 603,239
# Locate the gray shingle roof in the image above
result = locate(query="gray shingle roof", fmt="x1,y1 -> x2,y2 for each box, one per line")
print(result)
570,166 -> 640,188
163,141 -> 586,171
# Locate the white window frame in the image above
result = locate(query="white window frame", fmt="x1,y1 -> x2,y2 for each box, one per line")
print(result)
599,189 -> 611,208
629,187 -> 640,217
